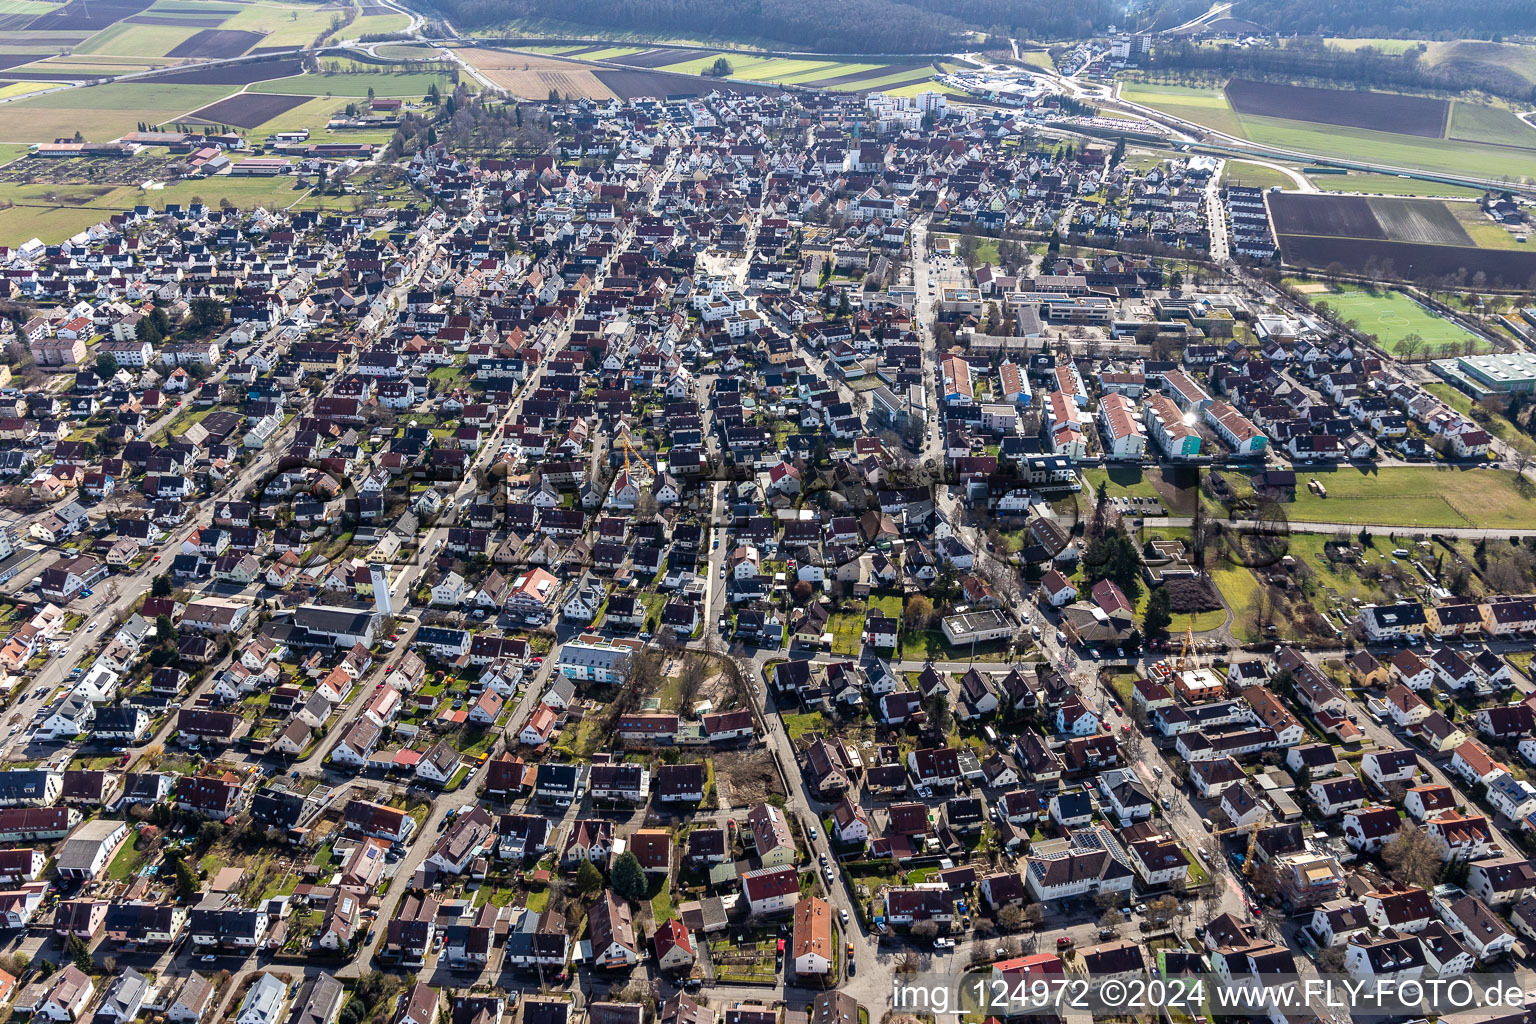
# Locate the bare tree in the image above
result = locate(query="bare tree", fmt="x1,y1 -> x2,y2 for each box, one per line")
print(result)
1382,825 -> 1440,890
676,654 -> 709,712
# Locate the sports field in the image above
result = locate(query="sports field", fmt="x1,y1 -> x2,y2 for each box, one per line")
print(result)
1298,283 -> 1486,356
1285,466 -> 1536,529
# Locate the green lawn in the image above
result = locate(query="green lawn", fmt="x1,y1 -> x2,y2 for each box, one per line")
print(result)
1211,561 -> 1265,642
827,610 -> 863,656
782,710 -> 825,741
1134,584 -> 1226,635
1298,283 -> 1488,356
649,879 -> 674,923
1084,465 -> 1163,502
107,837 -> 149,881
1220,159 -> 1298,191
1285,466 -> 1536,529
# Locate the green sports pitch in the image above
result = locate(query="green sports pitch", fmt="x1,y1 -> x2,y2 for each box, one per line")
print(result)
1302,283 -> 1487,354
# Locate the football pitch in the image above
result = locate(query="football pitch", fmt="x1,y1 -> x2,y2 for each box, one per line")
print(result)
1305,284 -> 1485,353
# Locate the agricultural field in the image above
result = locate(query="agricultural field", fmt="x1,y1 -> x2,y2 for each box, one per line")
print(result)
1119,80 -> 1247,136
254,70 -> 454,97
1122,76 -> 1536,182
343,7 -> 410,39
73,20 -> 203,57
1292,281 -> 1488,356
1446,100 -> 1536,148
1308,172 -> 1485,198
607,46 -> 938,92
186,90 -> 311,128
0,80 -> 231,141
1325,37 -> 1420,54
1269,192 -> 1536,288
1283,466 -> 1536,530
1225,78 -> 1449,137
456,47 -> 616,100
219,2 -> 347,49
0,80 -> 60,99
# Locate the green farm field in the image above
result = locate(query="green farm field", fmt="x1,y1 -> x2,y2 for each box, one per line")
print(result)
1308,172 -> 1485,198
1446,100 -> 1536,148
1119,80 -> 1247,136
1295,282 -> 1488,355
1121,77 -> 1536,181
0,82 -> 233,142
220,1 -> 345,48
1285,466 -> 1535,528
256,70 -> 454,97
1325,37 -> 1420,53
576,46 -> 646,60
884,80 -> 962,98
343,10 -> 411,37
73,20 -> 201,57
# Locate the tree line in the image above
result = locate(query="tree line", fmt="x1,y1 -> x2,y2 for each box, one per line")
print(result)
1147,37 -> 1536,104
1227,0 -> 1533,41
423,0 -> 1116,51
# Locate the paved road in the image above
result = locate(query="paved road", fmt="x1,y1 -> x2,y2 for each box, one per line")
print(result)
1143,514 -> 1536,539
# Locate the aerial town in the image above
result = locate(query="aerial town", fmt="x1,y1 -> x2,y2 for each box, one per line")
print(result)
0,11 -> 1534,1024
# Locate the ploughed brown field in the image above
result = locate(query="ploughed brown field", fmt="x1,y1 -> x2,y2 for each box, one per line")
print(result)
594,67 -> 778,99
166,28 -> 265,59
141,56 -> 303,85
1276,235 -> 1536,287
186,91 -> 310,128
609,47 -> 715,68
1224,78 -> 1450,137
1269,193 -> 1472,246
0,54 -> 50,72
1268,191 -> 1536,286
798,62 -> 929,88
27,0 -> 152,31
458,49 -> 617,100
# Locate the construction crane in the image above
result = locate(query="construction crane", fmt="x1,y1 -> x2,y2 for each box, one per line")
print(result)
1210,814 -> 1273,876
614,426 -> 648,481
1176,621 -> 1197,671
